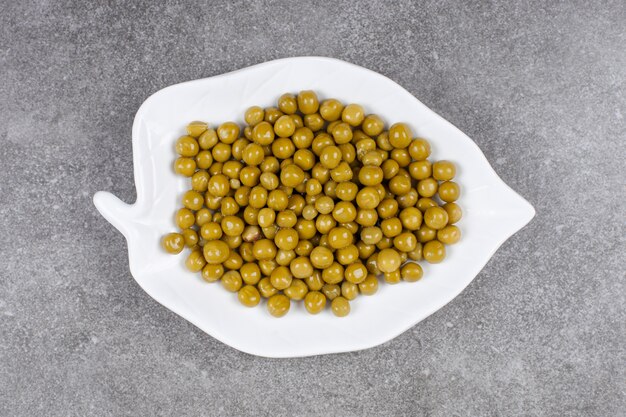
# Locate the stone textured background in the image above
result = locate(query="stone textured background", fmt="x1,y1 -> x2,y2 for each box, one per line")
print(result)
1,1 -> 624,416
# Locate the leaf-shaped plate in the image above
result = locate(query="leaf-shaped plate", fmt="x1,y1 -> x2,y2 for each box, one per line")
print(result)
94,57 -> 534,358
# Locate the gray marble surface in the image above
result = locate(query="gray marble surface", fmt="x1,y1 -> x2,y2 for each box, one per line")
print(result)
1,1 -> 625,416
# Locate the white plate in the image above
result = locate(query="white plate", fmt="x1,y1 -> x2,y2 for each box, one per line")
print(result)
93,57 -> 534,358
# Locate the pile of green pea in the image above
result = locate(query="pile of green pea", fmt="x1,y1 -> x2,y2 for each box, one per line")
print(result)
161,91 -> 462,317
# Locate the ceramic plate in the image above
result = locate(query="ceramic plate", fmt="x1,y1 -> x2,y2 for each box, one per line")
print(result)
93,57 -> 534,358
